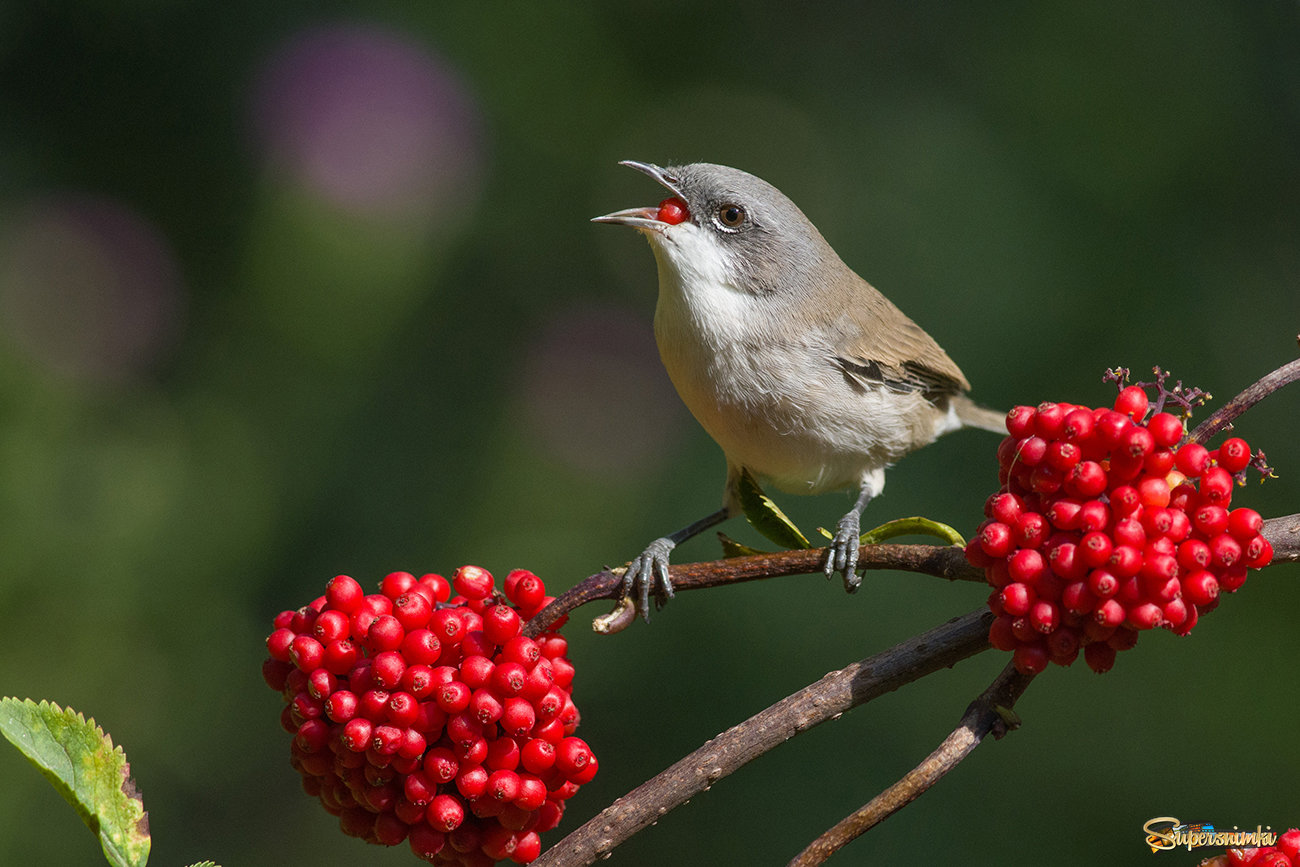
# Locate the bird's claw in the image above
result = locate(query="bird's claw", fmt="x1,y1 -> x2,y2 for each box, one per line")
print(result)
825,512 -> 862,592
622,537 -> 677,621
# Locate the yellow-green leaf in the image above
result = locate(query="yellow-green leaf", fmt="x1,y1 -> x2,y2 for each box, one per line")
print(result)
736,469 -> 811,550
859,516 -> 967,546
717,532 -> 770,558
0,698 -> 151,867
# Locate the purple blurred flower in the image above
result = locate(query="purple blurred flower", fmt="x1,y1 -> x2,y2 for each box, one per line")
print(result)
252,23 -> 483,218
0,194 -> 183,383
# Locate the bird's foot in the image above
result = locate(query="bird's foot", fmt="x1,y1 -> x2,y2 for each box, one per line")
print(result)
622,537 -> 677,620
825,510 -> 862,592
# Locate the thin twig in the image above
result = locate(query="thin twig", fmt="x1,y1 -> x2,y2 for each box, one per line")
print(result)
523,544 -> 982,637
788,662 -> 1035,866
529,609 -> 995,867
1189,356 -> 1300,444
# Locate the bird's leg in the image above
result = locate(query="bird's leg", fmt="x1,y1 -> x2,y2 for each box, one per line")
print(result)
623,506 -> 733,620
825,482 -> 876,592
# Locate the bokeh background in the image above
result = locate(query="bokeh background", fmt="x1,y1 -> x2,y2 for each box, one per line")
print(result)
2,3 -> 1298,865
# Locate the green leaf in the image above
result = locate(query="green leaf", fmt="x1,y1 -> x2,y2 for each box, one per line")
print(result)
717,532 -> 771,558
736,469 -> 811,550
858,516 -> 967,546
0,698 -> 151,867
185,862 -> 221,867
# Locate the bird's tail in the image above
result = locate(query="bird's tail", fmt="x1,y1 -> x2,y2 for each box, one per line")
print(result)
953,395 -> 1007,434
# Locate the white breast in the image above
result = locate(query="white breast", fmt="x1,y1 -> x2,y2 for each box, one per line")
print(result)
646,226 -> 942,497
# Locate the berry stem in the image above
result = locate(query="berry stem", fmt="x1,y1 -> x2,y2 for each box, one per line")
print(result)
787,662 -> 1035,867
1189,356 -> 1300,445
526,609 -> 994,867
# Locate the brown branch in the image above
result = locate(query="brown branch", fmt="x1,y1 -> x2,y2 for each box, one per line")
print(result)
1263,513 -> 1300,564
788,662 -> 1035,866
523,544 -> 982,637
1189,356 -> 1300,444
523,511 -> 1300,638
530,609 -> 995,867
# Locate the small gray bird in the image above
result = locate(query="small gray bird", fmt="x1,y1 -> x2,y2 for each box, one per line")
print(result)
593,161 -> 1003,616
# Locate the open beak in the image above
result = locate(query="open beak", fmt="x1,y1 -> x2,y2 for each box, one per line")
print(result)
591,160 -> 686,231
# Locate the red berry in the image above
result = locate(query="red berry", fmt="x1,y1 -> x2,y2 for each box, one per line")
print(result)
325,574 -> 365,613
1243,535 -> 1273,569
1146,412 -> 1183,448
1199,466 -> 1235,504
1114,386 -> 1149,419
470,688 -> 504,724
1087,568 -> 1119,599
1006,549 -> 1046,585
656,196 -> 689,225
1014,436 -> 1048,466
1084,642 -> 1117,673
510,830 -> 542,864
436,681 -> 471,714
1137,476 -> 1170,509
1061,407 -> 1095,441
1013,512 -> 1049,548
1028,600 -> 1059,634
393,593 -> 433,631
1065,461 -> 1107,498
1218,437 -> 1252,473
427,792 -> 466,832
381,571 -> 418,600
453,565 -> 495,601
454,764 -> 489,799
554,737 -> 594,780
1032,402 -> 1067,439
1046,440 -> 1082,472
1192,503 -> 1229,537
1226,507 -> 1264,541
1109,485 -> 1141,518
266,627 -> 296,662
1012,643 -> 1049,674
1181,570 -> 1219,607
1127,602 -> 1162,630
483,604 -> 523,646
1078,531 -> 1113,568
1005,406 -> 1036,438
1094,410 -> 1132,447
1177,538 -> 1211,571
289,635 -> 325,672
1209,533 -> 1243,569
408,823 -> 447,860
1277,829 -> 1300,860
367,615 -> 405,653
1174,442 -> 1210,477
1094,599 -> 1126,628
978,522 -> 1015,558
999,583 -> 1034,617
431,608 -> 467,647
1062,581 -> 1095,614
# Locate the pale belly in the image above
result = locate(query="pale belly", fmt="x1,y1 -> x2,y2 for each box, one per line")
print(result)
658,326 -> 945,497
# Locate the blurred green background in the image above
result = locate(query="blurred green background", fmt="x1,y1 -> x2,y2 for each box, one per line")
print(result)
2,2 -> 1298,865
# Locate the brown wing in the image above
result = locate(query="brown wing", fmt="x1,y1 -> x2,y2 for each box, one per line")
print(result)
831,275 -> 971,402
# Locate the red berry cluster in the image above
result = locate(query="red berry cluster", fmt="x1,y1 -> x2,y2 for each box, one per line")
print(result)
965,385 -> 1274,675
262,566 -> 595,865
1201,829 -> 1300,867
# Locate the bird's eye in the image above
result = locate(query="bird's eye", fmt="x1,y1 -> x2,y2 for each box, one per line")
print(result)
717,204 -> 746,228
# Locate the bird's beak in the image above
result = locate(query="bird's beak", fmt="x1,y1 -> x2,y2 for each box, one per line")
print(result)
591,160 -> 686,231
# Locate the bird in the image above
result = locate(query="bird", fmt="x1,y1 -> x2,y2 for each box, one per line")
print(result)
593,160 -> 1003,617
